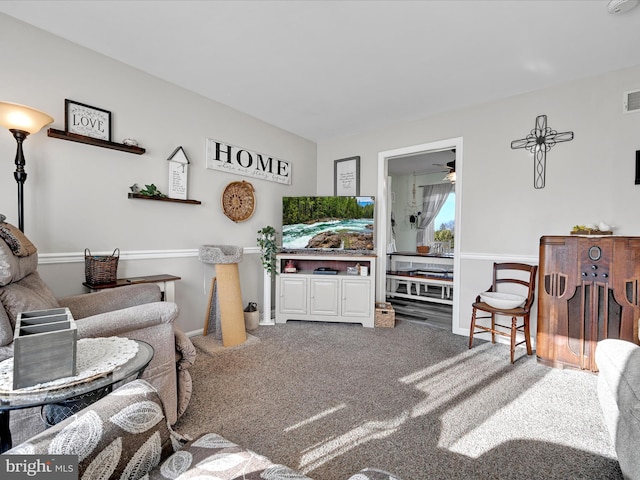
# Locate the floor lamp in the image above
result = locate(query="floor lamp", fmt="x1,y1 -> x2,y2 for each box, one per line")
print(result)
0,102 -> 54,232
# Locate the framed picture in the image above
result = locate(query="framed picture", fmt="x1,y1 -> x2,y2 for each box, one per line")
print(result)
65,99 -> 111,141
334,156 -> 360,196
636,150 -> 640,185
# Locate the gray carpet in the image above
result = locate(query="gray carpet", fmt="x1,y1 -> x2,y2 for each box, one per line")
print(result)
173,320 -> 622,480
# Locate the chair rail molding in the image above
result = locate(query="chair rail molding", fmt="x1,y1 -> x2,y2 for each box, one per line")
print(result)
461,251 -> 539,264
39,247 -> 262,265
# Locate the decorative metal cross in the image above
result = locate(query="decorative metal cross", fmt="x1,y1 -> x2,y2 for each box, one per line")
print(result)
511,114 -> 574,189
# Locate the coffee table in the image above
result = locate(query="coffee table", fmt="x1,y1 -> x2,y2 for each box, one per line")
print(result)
0,339 -> 153,453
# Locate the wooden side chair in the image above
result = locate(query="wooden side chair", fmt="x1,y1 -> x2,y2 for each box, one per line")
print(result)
469,262 -> 538,363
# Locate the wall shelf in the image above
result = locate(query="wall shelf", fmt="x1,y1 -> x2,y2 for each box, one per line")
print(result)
47,128 -> 146,155
128,193 -> 202,205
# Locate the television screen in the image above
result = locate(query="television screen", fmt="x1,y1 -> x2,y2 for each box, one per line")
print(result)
282,196 -> 375,251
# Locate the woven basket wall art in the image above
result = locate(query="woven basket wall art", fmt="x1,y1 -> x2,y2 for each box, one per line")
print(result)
221,180 -> 256,222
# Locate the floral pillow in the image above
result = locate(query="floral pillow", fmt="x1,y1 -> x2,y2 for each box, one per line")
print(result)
150,433 -> 312,480
7,380 -> 183,479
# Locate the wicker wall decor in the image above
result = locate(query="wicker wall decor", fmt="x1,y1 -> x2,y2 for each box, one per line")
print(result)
221,180 -> 256,222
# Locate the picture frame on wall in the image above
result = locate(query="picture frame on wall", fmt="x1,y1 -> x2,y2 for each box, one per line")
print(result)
65,99 -> 111,141
334,155 -> 360,196
636,150 -> 640,185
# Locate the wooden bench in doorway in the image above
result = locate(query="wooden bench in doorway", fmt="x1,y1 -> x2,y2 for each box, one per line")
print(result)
386,271 -> 453,305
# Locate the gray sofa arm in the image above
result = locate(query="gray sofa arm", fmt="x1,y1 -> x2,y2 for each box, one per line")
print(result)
75,301 -> 181,424
58,283 -> 162,319
74,301 -> 179,338
595,338 -> 640,480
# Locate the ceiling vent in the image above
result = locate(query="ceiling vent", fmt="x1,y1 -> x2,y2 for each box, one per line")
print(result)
623,90 -> 640,113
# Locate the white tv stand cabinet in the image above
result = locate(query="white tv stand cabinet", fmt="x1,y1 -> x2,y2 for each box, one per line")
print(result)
275,252 -> 376,328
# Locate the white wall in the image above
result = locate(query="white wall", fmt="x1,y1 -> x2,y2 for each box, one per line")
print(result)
0,14 -> 317,334
4,11 -> 640,341
318,64 -> 640,337
391,171 -> 449,251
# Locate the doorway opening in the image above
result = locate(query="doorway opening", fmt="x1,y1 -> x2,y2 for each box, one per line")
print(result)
376,137 -> 462,333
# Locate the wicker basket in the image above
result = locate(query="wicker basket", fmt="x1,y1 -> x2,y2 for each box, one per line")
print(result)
84,248 -> 119,285
375,302 -> 395,328
417,245 -> 430,254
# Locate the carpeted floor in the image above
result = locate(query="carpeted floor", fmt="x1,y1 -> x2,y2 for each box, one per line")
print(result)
173,320 -> 622,480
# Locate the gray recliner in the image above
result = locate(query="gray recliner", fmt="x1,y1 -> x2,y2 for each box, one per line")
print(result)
0,221 -> 196,444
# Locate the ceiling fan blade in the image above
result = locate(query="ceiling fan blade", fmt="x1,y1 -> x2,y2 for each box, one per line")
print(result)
433,160 -> 455,170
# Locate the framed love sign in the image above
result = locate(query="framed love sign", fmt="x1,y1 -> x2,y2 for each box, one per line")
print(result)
65,99 -> 111,141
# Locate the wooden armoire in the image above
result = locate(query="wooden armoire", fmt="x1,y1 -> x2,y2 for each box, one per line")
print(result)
537,235 -> 640,372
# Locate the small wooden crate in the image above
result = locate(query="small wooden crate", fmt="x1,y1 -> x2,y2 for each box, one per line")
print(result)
13,307 -> 77,389
375,302 -> 395,328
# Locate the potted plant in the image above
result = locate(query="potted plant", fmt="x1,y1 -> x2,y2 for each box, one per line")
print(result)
257,225 -> 278,276
257,226 -> 278,326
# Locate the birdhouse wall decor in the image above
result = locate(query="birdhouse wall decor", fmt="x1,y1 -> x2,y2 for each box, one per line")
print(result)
167,146 -> 190,200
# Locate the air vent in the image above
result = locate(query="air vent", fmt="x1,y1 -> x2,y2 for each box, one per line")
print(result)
623,89 -> 640,113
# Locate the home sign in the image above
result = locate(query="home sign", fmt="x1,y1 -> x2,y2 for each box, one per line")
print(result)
206,138 -> 291,185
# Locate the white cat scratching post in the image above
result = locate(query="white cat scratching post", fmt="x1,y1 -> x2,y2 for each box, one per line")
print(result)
199,245 -> 246,347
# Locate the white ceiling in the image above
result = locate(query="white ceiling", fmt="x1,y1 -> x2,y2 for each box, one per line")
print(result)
1,0 -> 639,150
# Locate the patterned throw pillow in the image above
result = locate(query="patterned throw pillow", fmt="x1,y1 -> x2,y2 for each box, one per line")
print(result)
0,238 -> 38,287
150,433 -> 313,480
347,468 -> 404,480
6,380 -> 182,479
0,222 -> 37,257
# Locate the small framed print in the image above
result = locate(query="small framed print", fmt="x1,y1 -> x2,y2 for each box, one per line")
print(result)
65,99 -> 111,141
334,155 -> 360,196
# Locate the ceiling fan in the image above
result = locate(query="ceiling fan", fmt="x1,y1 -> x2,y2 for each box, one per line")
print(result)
433,150 -> 456,183
433,149 -> 456,173
433,159 -> 455,172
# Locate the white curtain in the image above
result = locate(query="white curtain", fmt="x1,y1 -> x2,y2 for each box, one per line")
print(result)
416,183 -> 453,246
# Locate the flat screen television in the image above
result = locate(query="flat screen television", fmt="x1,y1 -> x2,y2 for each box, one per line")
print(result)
282,196 -> 375,251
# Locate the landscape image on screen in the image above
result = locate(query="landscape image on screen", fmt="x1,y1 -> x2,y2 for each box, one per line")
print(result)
282,196 -> 375,251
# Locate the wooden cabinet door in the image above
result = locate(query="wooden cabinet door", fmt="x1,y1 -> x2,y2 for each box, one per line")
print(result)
611,237 -> 640,343
538,236 -> 581,369
310,277 -> 339,316
279,276 -> 308,315
341,278 -> 372,318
